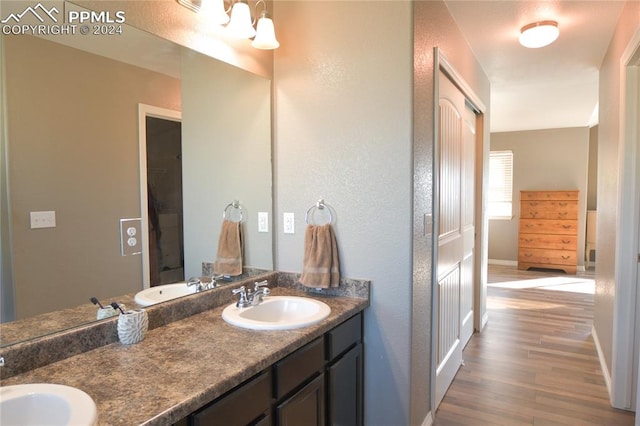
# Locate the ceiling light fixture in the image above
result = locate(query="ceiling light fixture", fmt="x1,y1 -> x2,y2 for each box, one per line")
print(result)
177,0 -> 279,50
519,20 -> 559,48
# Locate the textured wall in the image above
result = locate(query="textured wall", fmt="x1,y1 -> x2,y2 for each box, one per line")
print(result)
273,1 -> 413,423
594,0 -> 640,381
488,127 -> 590,264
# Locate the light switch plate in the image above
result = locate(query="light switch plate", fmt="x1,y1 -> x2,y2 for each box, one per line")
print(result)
30,211 -> 56,229
120,218 -> 142,256
284,212 -> 294,234
258,212 -> 269,233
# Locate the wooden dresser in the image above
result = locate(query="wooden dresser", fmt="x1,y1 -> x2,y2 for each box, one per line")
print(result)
518,190 -> 579,274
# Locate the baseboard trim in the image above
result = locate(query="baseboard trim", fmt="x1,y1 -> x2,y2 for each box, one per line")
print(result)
592,325 -> 613,400
421,411 -> 434,426
488,259 -> 517,266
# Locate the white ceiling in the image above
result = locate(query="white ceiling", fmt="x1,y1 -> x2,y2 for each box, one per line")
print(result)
444,0 -> 626,133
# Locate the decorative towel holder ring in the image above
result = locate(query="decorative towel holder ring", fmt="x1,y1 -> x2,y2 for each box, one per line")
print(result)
223,200 -> 245,223
305,199 -> 334,225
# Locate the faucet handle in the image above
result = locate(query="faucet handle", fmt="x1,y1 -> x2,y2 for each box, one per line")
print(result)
232,286 -> 251,308
254,280 -> 269,291
232,286 -> 246,295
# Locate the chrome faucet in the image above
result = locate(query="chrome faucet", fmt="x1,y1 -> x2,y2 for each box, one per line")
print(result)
232,280 -> 270,308
187,276 -> 217,292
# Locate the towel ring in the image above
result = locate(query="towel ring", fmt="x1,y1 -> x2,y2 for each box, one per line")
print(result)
223,200 -> 245,223
305,199 -> 333,225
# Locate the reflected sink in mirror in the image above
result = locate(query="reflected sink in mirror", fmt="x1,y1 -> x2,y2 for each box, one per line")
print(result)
222,296 -> 331,330
134,282 -> 197,307
0,383 -> 97,426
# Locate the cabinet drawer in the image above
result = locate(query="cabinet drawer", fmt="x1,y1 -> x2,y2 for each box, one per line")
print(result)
519,234 -> 577,250
520,200 -> 578,220
274,337 -> 324,399
518,248 -> 577,265
326,313 -> 362,361
520,190 -> 579,201
519,219 -> 578,235
191,370 -> 271,426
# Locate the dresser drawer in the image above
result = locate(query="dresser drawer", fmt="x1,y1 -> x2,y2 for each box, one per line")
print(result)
519,234 -> 577,250
520,200 -> 578,220
519,219 -> 578,235
521,190 -> 579,201
518,248 -> 577,265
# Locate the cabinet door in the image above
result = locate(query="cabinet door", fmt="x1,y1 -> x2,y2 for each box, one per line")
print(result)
190,371 -> 272,426
276,373 -> 325,426
327,343 -> 363,426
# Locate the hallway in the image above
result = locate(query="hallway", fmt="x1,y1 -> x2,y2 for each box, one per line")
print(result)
434,265 -> 635,425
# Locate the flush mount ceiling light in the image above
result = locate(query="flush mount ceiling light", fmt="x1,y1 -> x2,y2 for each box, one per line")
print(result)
519,20 -> 559,48
177,0 -> 279,50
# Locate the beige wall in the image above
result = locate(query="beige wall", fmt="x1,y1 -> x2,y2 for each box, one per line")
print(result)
594,0 -> 640,377
4,35 -> 181,319
488,127 -> 590,265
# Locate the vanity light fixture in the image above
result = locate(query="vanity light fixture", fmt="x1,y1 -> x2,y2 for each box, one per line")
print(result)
177,0 -> 279,50
519,20 -> 559,48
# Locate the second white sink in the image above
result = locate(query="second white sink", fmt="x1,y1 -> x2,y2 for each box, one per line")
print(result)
222,296 -> 331,330
0,383 -> 97,426
134,282 -> 197,306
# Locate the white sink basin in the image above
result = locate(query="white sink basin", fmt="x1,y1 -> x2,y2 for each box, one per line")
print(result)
222,296 -> 331,330
134,282 -> 197,306
0,383 -> 97,426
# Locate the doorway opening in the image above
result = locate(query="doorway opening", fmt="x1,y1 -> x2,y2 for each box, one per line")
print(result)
138,104 -> 182,288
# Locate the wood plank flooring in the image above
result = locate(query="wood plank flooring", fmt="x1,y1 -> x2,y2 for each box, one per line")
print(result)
434,265 -> 635,426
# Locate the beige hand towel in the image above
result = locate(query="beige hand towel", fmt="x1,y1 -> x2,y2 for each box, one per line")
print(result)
300,224 -> 340,288
214,219 -> 243,276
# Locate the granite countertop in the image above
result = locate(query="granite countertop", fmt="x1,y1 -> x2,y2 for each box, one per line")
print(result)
1,287 -> 367,425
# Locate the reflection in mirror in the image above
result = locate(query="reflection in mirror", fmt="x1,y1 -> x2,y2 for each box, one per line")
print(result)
0,19 -> 273,347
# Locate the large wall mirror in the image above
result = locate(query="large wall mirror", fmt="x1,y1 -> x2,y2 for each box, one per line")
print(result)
0,5 -> 273,347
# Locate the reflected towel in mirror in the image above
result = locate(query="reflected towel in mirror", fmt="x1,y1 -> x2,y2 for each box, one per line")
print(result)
214,219 -> 243,276
300,224 -> 340,288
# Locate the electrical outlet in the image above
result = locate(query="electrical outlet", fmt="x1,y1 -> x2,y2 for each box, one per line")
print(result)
284,212 -> 295,234
258,212 -> 269,233
30,211 -> 56,229
120,218 -> 142,256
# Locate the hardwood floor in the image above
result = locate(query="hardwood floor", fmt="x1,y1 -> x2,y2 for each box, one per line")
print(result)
434,265 -> 635,426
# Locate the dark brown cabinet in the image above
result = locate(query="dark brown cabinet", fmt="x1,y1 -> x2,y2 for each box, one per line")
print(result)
182,313 -> 363,426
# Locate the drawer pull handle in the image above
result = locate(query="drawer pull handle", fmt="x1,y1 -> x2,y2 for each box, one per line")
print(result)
529,212 -> 538,218
558,212 -> 568,217
562,225 -> 572,229
524,253 -> 533,257
529,202 -> 538,206
562,240 -> 571,244
525,239 -> 533,243
525,224 -> 534,228
559,202 -> 568,207
562,255 -> 570,260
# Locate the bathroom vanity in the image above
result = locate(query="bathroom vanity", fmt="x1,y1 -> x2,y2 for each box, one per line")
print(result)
0,274 -> 368,426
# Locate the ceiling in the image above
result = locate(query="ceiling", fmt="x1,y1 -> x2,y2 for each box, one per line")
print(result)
444,0 -> 626,133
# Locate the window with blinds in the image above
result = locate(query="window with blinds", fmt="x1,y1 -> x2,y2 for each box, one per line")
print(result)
488,150 -> 513,219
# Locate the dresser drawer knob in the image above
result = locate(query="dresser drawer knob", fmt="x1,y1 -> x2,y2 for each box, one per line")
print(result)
562,240 -> 571,244
562,255 -> 570,260
562,225 -> 572,229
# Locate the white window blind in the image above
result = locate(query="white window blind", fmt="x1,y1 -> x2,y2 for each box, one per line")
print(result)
488,150 -> 513,219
